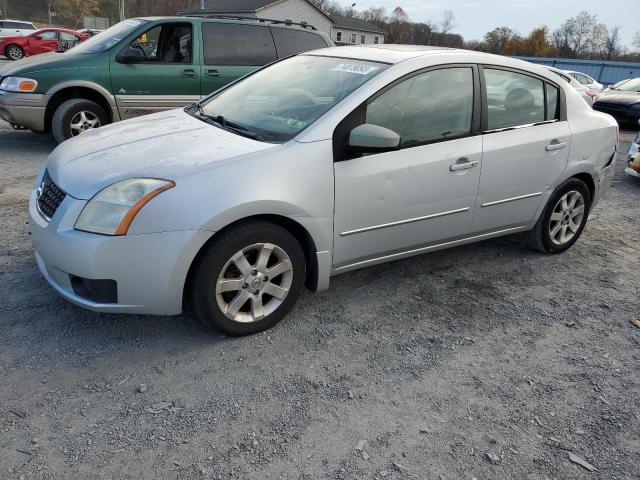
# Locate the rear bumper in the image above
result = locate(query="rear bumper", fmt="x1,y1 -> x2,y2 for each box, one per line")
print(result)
0,90 -> 48,131
28,187 -> 213,315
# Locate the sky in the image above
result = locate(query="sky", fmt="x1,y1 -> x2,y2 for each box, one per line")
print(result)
336,0 -> 639,48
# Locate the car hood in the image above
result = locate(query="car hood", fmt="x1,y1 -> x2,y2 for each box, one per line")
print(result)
47,110 -> 279,200
0,51 -> 98,77
595,90 -> 640,105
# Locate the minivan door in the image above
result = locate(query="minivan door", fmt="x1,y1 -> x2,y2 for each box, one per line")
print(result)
199,22 -> 277,97
110,22 -> 200,120
472,67 -> 570,232
333,67 -> 482,270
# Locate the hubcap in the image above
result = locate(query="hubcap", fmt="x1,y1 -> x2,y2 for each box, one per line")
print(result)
549,190 -> 585,245
216,243 -> 293,323
8,46 -> 23,60
69,111 -> 101,136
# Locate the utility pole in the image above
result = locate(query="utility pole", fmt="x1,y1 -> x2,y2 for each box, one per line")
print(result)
200,0 -> 205,10
119,0 -> 125,22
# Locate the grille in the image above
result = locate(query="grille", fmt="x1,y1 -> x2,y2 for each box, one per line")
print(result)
37,170 -> 66,220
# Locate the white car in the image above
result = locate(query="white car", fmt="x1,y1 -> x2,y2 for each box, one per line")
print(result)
0,19 -> 36,37
28,46 -> 619,336
545,66 -> 595,105
565,70 -> 603,92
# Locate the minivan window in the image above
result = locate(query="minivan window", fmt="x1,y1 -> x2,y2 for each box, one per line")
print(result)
484,68 -> 545,130
202,23 -> 276,66
271,28 -> 327,57
366,67 -> 474,147
197,55 -> 387,142
129,23 -> 192,63
71,19 -> 148,54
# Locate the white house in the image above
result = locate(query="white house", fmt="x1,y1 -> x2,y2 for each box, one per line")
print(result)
179,0 -> 386,45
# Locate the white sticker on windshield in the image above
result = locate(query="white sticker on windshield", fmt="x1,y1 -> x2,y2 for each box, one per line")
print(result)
331,63 -> 379,75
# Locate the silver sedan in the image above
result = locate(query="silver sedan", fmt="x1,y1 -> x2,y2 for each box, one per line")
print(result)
29,45 -> 618,335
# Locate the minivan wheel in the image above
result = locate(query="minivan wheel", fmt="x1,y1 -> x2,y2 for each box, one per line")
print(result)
5,44 -> 24,60
527,178 -> 591,254
191,221 -> 306,336
51,98 -> 109,144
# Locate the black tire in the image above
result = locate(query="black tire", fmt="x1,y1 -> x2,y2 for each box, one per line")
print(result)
5,44 -> 24,60
191,221 -> 306,336
51,98 -> 109,144
527,178 -> 591,254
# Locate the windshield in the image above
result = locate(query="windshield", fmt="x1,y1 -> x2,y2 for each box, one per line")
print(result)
197,55 -> 388,142
615,77 -> 640,92
70,19 -> 148,54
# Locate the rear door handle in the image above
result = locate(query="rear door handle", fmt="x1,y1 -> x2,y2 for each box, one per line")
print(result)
205,69 -> 219,78
545,140 -> 567,151
181,69 -> 197,78
450,158 -> 478,171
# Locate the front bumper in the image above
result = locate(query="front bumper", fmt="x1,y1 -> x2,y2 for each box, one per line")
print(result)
0,90 -> 48,131
28,188 -> 212,315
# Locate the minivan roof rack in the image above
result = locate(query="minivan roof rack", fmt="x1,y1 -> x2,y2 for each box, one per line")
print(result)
181,14 -> 317,30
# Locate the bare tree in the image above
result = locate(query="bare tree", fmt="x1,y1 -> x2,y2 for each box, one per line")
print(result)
482,26 -> 518,53
633,31 -> 640,53
436,10 -> 456,46
308,0 -> 344,16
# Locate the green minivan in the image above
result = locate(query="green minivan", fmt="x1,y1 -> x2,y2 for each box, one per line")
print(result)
0,16 -> 332,142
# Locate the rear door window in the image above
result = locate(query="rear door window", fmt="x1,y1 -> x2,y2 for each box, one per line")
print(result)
202,23 -> 276,66
128,23 -> 192,64
271,28 -> 327,58
484,68 -> 545,130
39,31 -> 59,40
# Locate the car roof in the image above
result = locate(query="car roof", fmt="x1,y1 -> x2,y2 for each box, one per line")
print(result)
136,16 -> 324,32
304,44 -> 547,68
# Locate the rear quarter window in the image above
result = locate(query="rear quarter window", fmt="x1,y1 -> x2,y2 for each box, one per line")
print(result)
202,23 -> 277,66
271,28 -> 328,57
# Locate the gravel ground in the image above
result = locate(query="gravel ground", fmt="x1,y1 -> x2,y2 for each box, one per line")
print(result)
1,121 -> 639,480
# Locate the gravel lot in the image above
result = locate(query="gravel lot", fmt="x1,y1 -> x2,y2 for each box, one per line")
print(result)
1,120 -> 639,480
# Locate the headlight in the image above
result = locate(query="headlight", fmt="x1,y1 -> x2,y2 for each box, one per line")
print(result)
75,178 -> 174,235
0,76 -> 39,93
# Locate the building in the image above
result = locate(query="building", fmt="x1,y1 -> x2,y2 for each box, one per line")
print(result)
329,14 -> 385,45
178,0 -> 386,45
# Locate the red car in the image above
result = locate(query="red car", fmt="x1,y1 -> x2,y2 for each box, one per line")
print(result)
0,28 -> 88,61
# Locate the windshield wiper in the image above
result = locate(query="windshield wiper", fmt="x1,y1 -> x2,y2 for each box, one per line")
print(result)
196,110 -> 264,141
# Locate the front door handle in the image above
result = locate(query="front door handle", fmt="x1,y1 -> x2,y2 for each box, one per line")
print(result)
450,158 -> 478,171
181,68 -> 197,78
205,69 -> 219,78
545,140 -> 567,151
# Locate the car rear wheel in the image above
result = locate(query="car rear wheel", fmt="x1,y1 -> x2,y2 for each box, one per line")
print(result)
191,221 -> 306,336
5,44 -> 24,60
527,178 -> 591,254
51,98 -> 109,144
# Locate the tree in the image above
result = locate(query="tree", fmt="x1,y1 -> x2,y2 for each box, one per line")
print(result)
52,0 -> 99,28
552,11 -> 599,57
308,0 -> 344,16
482,26 -> 518,54
388,6 -> 409,44
632,31 -> 640,53
435,10 -> 455,46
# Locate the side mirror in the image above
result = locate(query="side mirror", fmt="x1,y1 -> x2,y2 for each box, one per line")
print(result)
116,47 -> 144,64
348,123 -> 401,153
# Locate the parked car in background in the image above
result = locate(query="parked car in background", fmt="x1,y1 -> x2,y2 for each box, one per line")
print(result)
0,28 -> 87,60
606,78 -> 630,91
545,66 -> 595,105
593,77 -> 640,126
0,19 -> 36,37
627,128 -> 640,179
565,70 -> 603,92
78,28 -> 103,37
0,17 -> 333,142
28,46 -> 618,336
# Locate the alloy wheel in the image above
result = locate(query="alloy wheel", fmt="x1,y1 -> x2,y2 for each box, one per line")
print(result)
69,111 -> 101,136
7,46 -> 23,60
548,190 -> 585,245
215,243 -> 293,323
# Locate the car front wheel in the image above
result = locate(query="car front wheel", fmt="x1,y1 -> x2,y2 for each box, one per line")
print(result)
51,98 -> 109,143
5,44 -> 24,60
527,178 -> 591,254
191,221 -> 306,336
